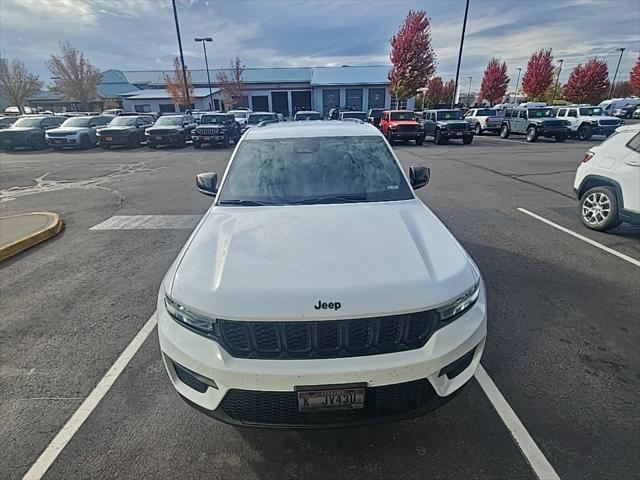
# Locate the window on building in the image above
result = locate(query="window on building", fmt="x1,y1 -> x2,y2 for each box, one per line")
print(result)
159,104 -> 176,113
390,95 -> 407,110
134,104 -> 152,113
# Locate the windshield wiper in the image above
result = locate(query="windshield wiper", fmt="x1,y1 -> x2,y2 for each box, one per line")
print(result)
290,194 -> 368,205
218,199 -> 277,206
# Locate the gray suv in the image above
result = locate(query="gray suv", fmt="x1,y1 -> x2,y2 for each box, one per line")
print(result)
500,107 -> 570,142
422,110 -> 474,145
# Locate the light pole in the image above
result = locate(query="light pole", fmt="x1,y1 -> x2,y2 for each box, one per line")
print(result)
172,0 -> 191,110
467,76 -> 472,107
513,67 -> 522,105
608,47 -> 626,99
451,0 -> 470,108
551,59 -> 563,106
195,37 -> 213,110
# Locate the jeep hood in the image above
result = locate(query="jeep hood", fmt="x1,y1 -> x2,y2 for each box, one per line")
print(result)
100,126 -> 135,132
168,199 -> 477,320
1,127 -> 41,134
390,120 -> 418,125
47,127 -> 89,134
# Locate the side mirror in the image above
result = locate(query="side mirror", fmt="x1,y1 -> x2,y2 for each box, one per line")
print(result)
196,172 -> 218,196
409,166 -> 430,190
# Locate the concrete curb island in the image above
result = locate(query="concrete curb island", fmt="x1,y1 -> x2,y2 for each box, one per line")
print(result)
0,212 -> 63,261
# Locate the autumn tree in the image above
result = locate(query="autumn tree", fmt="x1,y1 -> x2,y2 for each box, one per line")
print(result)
388,10 -> 437,104
478,58 -> 509,105
563,58 -> 609,105
0,57 -> 43,114
424,76 -> 443,107
629,53 -> 640,95
522,48 -> 555,100
216,56 -> 245,110
442,79 -> 456,105
165,56 -> 194,110
47,42 -> 101,110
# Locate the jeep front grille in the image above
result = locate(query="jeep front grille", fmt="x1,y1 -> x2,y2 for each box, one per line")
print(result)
217,311 -> 438,359
599,119 -> 619,126
448,123 -> 468,131
397,125 -> 418,132
196,127 -> 223,135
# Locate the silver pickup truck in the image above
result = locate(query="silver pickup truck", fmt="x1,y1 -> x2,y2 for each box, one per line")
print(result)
464,108 -> 503,135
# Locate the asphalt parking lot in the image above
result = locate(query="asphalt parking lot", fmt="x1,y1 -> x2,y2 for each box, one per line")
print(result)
1,133 -> 639,480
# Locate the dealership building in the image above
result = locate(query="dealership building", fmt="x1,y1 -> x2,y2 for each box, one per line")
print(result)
28,65 -> 413,117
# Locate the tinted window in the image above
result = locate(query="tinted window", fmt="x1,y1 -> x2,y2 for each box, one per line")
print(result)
200,115 -> 226,124
248,113 -> 277,124
557,109 -> 567,116
476,109 -> 497,116
13,117 -> 45,127
61,117 -> 91,127
390,112 -> 415,121
528,108 -> 555,118
109,117 -> 138,126
504,110 -> 512,118
295,112 -> 321,121
579,107 -> 603,116
568,110 -> 578,118
155,116 -> 184,126
231,111 -> 247,119
341,112 -> 368,121
436,111 -> 463,120
217,136 -> 413,206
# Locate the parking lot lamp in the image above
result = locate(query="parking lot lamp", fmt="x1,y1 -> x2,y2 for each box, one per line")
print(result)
195,37 -> 214,110
513,67 -> 522,105
551,59 -> 563,106
171,0 -> 191,110
608,47 -> 626,99
451,0 -> 470,108
467,76 -> 472,107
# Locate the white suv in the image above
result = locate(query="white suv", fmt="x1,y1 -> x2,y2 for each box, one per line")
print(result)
158,121 -> 487,428
574,124 -> 640,230
556,106 -> 621,141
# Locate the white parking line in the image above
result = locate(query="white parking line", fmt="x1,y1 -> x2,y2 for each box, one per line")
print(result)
518,208 -> 640,267
22,313 -> 158,480
475,365 -> 561,480
90,215 -> 202,230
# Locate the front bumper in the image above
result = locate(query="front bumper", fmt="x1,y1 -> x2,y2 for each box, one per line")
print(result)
1,137 -> 36,148
157,282 -> 487,428
538,127 -> 568,137
389,130 -> 426,140
593,125 -> 618,136
47,134 -> 81,147
441,130 -> 473,140
146,133 -> 183,145
192,134 -> 226,144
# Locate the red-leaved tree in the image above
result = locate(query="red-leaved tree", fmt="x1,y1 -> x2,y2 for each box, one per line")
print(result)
443,79 -> 456,105
389,10 -> 437,104
522,48 -> 555,100
630,52 -> 640,95
563,58 -> 610,104
478,58 -> 509,105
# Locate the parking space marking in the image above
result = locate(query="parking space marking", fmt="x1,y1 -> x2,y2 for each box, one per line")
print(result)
90,215 -> 202,230
22,313 -> 158,480
475,365 -> 561,480
517,208 -> 640,267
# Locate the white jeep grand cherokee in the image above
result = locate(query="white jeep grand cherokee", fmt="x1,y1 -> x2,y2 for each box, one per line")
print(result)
158,121 -> 487,428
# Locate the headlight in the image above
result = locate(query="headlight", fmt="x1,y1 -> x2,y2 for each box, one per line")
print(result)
436,281 -> 480,322
165,296 -> 217,335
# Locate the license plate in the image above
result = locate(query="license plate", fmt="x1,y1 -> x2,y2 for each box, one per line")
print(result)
203,136 -> 210,140
296,384 -> 365,412
456,132 -> 463,136
106,136 -> 113,141
54,139 -> 64,144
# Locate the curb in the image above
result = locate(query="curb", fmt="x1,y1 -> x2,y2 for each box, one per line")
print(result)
0,213 -> 64,262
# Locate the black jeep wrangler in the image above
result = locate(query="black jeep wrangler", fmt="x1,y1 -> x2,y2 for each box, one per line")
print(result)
192,113 -> 241,148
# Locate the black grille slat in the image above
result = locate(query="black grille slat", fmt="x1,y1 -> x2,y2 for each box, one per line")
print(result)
599,120 -> 619,126
220,379 -> 435,425
216,310 -> 437,359
448,123 -> 469,131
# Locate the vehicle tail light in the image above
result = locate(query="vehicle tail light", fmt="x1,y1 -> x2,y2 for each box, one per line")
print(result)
582,152 -> 594,163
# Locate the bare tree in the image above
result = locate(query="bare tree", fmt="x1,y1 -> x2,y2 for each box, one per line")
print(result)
0,57 -> 43,114
47,42 -> 101,110
216,56 -> 245,110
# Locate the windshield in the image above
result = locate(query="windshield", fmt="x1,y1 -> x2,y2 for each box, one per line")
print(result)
155,116 -> 184,126
579,107 -> 603,116
295,112 -> 321,121
109,117 -> 138,126
12,117 -> 43,128
248,114 -> 277,124
390,112 -> 415,121
528,108 -> 555,118
342,112 -> 367,120
61,117 -> 91,127
476,109 -> 497,116
231,111 -> 247,119
217,136 -> 413,206
200,115 -> 226,124
436,111 -> 464,120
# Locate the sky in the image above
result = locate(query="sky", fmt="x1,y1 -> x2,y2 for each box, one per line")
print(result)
1,0 -> 639,92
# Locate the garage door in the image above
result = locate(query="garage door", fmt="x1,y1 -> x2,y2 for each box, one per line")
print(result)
291,91 -> 311,114
251,95 -> 269,111
322,89 -> 340,117
346,89 -> 363,111
271,92 -> 289,117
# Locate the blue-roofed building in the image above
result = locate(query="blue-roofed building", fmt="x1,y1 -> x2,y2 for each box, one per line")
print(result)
122,87 -> 222,113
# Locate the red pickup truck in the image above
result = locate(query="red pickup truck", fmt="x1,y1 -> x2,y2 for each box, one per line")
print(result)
380,110 -> 425,146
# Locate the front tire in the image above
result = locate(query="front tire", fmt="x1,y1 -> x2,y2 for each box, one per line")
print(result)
193,141 -> 201,149
386,130 -> 394,145
526,126 -> 538,142
500,125 -> 510,139
579,186 -> 621,231
222,135 -> 230,148
577,124 -> 592,141
475,123 -> 482,135
434,129 -> 445,145
415,137 -> 424,146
